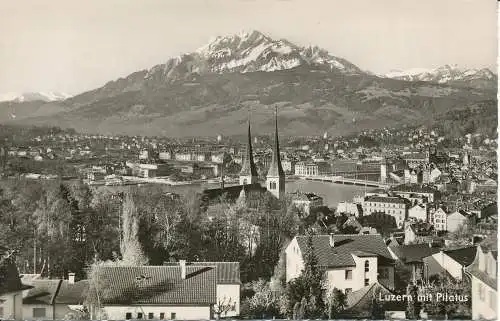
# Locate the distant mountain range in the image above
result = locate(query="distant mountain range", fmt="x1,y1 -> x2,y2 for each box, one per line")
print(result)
0,30 -> 496,137
0,92 -> 72,103
382,65 -> 496,90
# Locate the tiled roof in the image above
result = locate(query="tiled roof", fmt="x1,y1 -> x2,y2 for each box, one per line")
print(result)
55,280 -> 89,304
364,196 -> 409,204
467,262 -> 497,290
443,246 -> 477,267
346,281 -> 393,309
190,262 -> 240,284
390,244 -> 440,263
295,234 -> 394,268
392,184 -> 437,194
96,266 -> 216,305
23,279 -> 61,305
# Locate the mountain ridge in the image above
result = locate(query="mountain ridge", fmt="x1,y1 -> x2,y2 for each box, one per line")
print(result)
0,30 -> 496,137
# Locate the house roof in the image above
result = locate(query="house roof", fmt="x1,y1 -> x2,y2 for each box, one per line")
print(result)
96,265 -> 217,305
295,234 -> 394,268
364,196 -> 409,204
190,262 -> 240,284
443,246 -> 477,267
54,280 -> 89,304
390,244 -> 440,263
346,281 -> 393,310
200,183 -> 267,204
392,184 -> 436,194
23,279 -> 61,305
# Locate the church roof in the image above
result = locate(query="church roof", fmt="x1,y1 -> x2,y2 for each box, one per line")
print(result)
267,107 -> 284,177
200,183 -> 267,205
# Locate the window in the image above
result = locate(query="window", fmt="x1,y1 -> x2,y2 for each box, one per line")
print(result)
364,260 -> 369,272
478,284 -> 485,301
149,313 -> 154,319
138,312 -> 143,319
490,291 -> 496,310
243,178 -> 247,184
33,308 -> 46,318
345,288 -> 352,294
345,270 -> 352,280
364,278 -> 369,286
0,307 -> 3,318
171,312 -> 177,319
126,313 -> 132,320
160,313 -> 165,320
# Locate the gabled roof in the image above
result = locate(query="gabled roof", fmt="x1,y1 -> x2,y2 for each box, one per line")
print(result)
96,265 -> 216,305
200,183 -> 267,205
295,234 -> 394,268
23,279 -> 61,305
390,244 -> 440,263
54,280 -> 89,304
443,246 -> 477,267
346,281 -> 393,310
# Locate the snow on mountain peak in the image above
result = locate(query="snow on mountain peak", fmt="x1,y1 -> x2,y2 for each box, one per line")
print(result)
383,64 -> 496,87
145,30 -> 363,81
0,91 -> 72,103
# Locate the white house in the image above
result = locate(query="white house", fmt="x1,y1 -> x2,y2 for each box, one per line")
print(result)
337,201 -> 363,217
362,196 -> 410,228
290,192 -> 324,214
466,243 -> 497,320
21,273 -> 88,320
431,207 -> 448,232
408,204 -> 427,222
94,261 -> 240,320
422,246 -> 476,281
285,234 -> 395,294
447,210 -> 473,233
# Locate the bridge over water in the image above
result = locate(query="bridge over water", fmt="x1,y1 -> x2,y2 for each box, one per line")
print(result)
298,175 -> 393,189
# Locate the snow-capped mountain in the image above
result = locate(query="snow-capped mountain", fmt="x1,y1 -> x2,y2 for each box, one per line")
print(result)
383,64 -> 496,89
0,92 -> 72,103
143,30 -> 363,82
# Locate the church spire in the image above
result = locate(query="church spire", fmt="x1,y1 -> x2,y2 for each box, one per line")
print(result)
266,106 -> 285,199
267,106 -> 284,177
239,111 -> 258,185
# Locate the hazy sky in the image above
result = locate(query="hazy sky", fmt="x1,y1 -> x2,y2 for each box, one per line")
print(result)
0,0 -> 497,95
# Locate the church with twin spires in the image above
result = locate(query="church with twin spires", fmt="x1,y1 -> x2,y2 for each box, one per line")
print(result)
200,107 -> 285,209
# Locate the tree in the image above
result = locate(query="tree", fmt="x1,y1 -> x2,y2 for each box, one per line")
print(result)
285,233 -> 325,318
406,284 -> 420,319
120,193 -> 148,265
241,279 -> 281,319
213,296 -> 236,320
327,288 -> 346,319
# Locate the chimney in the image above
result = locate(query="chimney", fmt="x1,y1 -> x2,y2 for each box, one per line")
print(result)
68,272 -> 75,284
179,260 -> 186,279
329,234 -> 335,247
